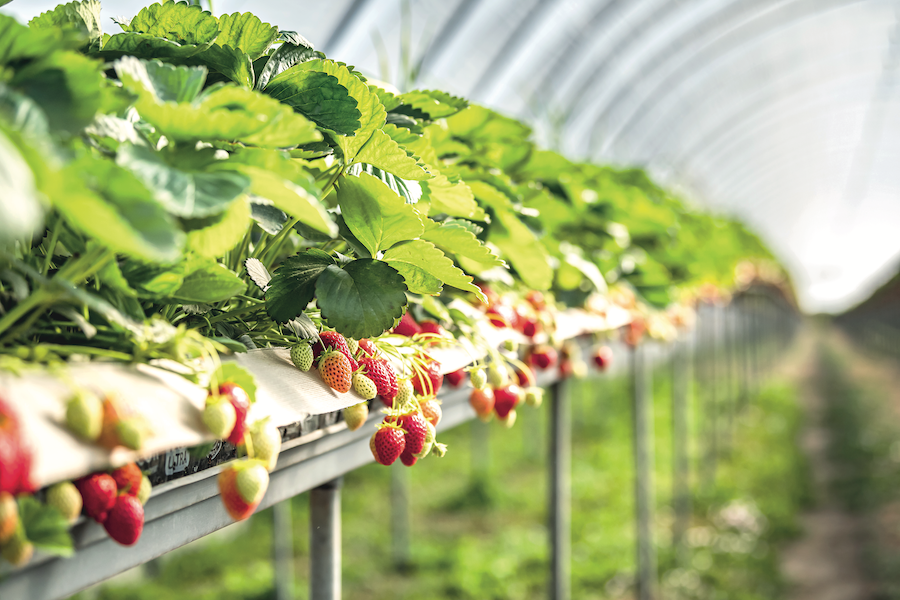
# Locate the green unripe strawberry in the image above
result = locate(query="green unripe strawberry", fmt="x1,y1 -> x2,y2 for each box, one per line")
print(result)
203,400 -> 237,439
524,387 -> 543,408
502,338 -> 518,352
343,403 -> 368,431
115,418 -> 148,451
346,338 -> 359,356
137,475 -> 152,505
66,390 -> 103,441
394,378 -> 414,407
46,482 -> 82,524
470,368 -> 487,390
246,419 -> 281,472
290,344 -> 314,371
0,492 -> 17,544
487,363 -> 508,388
352,373 -> 378,400
235,460 -> 269,506
2,524 -> 33,567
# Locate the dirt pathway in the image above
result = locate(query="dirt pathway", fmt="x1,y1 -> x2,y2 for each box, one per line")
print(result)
780,327 -> 873,600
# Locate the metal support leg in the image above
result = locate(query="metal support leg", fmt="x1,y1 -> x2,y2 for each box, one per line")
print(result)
671,339 -> 690,567
632,344 -> 657,600
549,379 -> 571,600
274,500 -> 294,600
310,477 -> 342,600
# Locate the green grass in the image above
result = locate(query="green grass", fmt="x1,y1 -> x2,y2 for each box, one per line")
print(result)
78,357 -> 810,600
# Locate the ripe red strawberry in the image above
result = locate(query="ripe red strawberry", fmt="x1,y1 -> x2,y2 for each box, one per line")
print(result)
419,320 -> 444,336
419,398 -> 442,427
529,345 -> 558,370
486,305 -> 512,328
369,423 -> 406,466
0,396 -> 34,495
318,350 -> 352,393
313,331 -> 358,370
400,449 -> 418,467
412,359 -> 443,396
558,359 -> 573,379
219,383 -> 251,446
514,365 -> 536,387
521,318 -> 539,338
111,463 -> 143,496
445,369 -> 465,388
623,318 -> 646,347
357,338 -> 379,358
392,311 -> 421,337
103,494 -> 144,546
399,413 -> 429,456
76,473 -> 118,523
218,459 -> 269,521
493,385 -> 522,419
359,356 -> 398,406
593,345 -> 613,370
469,388 -> 495,421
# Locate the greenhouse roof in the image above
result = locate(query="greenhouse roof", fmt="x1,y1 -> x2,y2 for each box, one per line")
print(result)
8,0 -> 899,313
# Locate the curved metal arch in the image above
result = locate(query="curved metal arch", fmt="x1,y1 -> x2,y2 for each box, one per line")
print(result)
414,0 -> 484,84
583,0 -> 870,158
643,43 -> 889,167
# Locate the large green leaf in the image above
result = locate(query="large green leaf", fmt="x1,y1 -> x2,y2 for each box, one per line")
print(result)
336,172 -> 423,257
120,260 -> 185,297
354,128 -> 430,180
241,166 -> 336,236
254,38 -> 318,91
215,12 -> 278,61
421,221 -> 505,273
383,239 -> 484,299
265,249 -> 335,323
0,129 -> 43,245
101,32 -> 209,60
188,44 -> 253,88
28,0 -> 102,49
116,56 -> 206,103
52,157 -> 184,263
11,50 -> 104,134
117,144 -> 250,218
423,174 -> 483,219
264,66 -> 360,135
0,14 -> 70,65
490,209 -> 553,290
185,195 -> 251,257
173,261 -> 246,303
315,259 -> 407,339
120,1 -> 219,47
394,89 -> 468,119
19,496 -> 73,558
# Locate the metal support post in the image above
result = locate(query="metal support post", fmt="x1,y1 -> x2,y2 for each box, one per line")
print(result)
274,500 -> 294,600
310,477 -> 342,600
390,463 -> 411,569
702,304 -> 718,490
671,338 -> 691,567
632,344 -> 657,600
549,379 -> 571,600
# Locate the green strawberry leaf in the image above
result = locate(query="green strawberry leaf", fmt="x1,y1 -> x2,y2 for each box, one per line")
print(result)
116,144 -> 250,219
264,66 -> 360,135
383,239 -> 485,299
254,38 -> 319,91
421,221 -> 505,273
28,0 -> 103,50
215,12 -> 278,61
336,171 -> 424,257
394,89 -> 468,119
490,209 -> 553,290
120,1 -> 219,47
115,56 -> 206,103
51,157 -> 184,263
212,362 -> 257,403
100,32 -> 211,60
422,174 -> 483,219
19,496 -> 73,558
188,44 -> 253,88
354,128 -> 430,180
265,249 -> 336,323
0,128 -> 44,246
315,259 -> 407,339
185,195 -> 251,258
240,166 -> 336,236
172,260 -> 246,303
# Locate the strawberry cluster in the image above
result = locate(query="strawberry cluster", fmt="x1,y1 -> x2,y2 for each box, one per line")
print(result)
73,462 -> 151,546
65,391 -> 151,451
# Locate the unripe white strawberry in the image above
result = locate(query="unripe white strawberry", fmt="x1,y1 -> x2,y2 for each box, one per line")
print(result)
290,343 -> 314,371
245,419 -> 281,472
470,368 -> 487,390
488,362 -> 509,388
46,482 -> 82,524
136,475 -> 152,505
343,403 -> 368,431
394,378 -> 414,406
65,390 -> 102,441
524,387 -> 543,408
